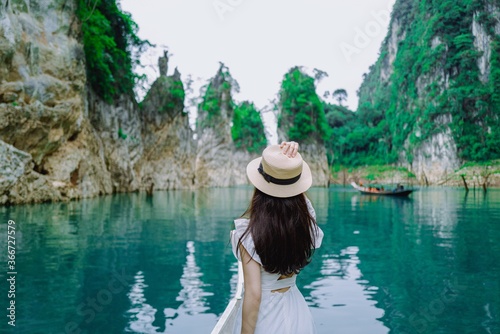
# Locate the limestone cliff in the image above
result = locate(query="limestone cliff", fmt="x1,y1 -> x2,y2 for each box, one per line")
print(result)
357,0 -> 500,183
137,53 -> 196,191
297,143 -> 330,187
0,0 -> 114,203
0,1 -> 195,204
195,64 -> 238,188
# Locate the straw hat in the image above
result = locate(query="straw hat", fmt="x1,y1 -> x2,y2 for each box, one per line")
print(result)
246,145 -> 312,198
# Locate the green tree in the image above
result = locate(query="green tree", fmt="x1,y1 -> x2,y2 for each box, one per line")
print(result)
323,102 -> 389,166
332,89 -> 348,106
76,0 -> 150,102
197,63 -> 237,129
278,67 -> 330,144
232,102 -> 267,153
313,68 -> 329,83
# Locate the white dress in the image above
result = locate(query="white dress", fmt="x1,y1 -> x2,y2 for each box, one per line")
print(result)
230,201 -> 324,334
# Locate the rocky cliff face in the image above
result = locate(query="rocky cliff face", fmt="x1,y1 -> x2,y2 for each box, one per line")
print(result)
299,143 -> 330,187
357,0 -> 500,183
0,1 -> 195,204
194,65 -> 266,188
88,92 -> 144,193
195,65 -> 238,188
137,54 -> 196,191
0,0 -> 113,203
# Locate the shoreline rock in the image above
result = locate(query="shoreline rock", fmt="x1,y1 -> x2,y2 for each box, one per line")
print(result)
330,163 -> 500,189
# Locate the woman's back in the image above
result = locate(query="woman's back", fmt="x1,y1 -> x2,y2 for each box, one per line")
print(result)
230,215 -> 323,334
231,142 -> 323,334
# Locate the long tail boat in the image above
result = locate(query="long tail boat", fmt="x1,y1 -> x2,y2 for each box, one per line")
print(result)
351,182 -> 414,197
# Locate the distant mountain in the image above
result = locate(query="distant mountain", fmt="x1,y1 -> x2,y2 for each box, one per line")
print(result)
357,0 -> 500,182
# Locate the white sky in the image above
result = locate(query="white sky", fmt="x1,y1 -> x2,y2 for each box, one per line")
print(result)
121,0 -> 395,142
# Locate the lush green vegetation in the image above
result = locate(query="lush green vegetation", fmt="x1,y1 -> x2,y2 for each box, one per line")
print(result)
198,65 -> 266,153
278,68 -> 330,144
198,64 -> 236,129
166,78 -> 185,112
324,101 -> 397,166
353,0 -> 500,164
76,0 -> 150,102
139,76 -> 185,116
231,102 -> 267,153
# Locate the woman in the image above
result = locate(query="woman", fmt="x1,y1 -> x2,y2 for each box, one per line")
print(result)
230,141 -> 324,334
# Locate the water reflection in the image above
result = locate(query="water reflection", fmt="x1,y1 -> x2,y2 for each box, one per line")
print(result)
306,246 -> 387,333
177,241 -> 212,313
127,271 -> 158,333
125,240 -> 217,333
0,187 -> 499,333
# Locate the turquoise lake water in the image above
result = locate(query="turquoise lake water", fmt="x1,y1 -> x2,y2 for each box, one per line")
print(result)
0,186 -> 499,333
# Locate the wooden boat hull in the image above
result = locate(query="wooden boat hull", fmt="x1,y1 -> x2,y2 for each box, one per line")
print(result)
351,182 -> 413,197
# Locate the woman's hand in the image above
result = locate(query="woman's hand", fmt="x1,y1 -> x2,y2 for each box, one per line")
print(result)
280,141 -> 299,158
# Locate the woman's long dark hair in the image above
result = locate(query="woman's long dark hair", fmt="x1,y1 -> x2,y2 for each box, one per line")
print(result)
238,188 -> 317,276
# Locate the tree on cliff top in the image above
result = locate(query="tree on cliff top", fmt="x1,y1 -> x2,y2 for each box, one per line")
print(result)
278,67 -> 330,144
197,63 -> 239,132
76,0 -> 150,102
332,89 -> 348,106
232,102 -> 267,154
